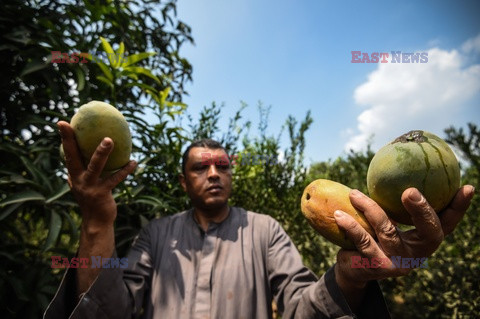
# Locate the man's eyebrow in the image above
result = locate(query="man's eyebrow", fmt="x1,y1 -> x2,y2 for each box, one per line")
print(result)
191,161 -> 207,166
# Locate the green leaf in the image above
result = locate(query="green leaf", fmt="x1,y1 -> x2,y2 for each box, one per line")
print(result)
115,41 -> 125,68
59,210 -> 79,244
96,60 -> 113,81
75,67 -> 85,91
123,66 -> 161,84
121,52 -> 156,68
119,70 -> 139,81
140,214 -> 149,227
131,185 -> 145,197
100,36 -> 116,67
0,202 -> 21,221
20,156 -> 52,192
135,195 -> 166,207
44,211 -> 62,251
146,90 -> 161,105
0,251 -> 17,262
159,87 -> 171,106
0,175 -> 37,187
97,75 -> 114,88
0,190 -> 45,208
6,276 -> 29,301
165,101 -> 187,109
124,81 -> 157,92
45,183 -> 70,204
3,29 -> 30,45
20,59 -> 49,77
84,53 -> 93,61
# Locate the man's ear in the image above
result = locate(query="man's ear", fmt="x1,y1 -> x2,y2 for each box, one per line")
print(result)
179,174 -> 187,192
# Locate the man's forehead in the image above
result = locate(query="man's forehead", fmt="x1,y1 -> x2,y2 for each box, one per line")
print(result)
189,147 -> 227,160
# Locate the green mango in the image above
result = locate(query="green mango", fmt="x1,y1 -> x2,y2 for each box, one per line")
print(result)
367,130 -> 460,225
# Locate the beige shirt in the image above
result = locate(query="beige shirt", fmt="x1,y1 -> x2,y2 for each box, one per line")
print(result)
44,207 -> 390,318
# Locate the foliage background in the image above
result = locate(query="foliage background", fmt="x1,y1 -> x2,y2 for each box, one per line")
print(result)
0,1 -> 478,318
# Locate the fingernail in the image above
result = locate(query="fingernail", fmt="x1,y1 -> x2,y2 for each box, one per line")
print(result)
409,190 -> 422,202
468,186 -> 475,198
101,138 -> 111,147
334,210 -> 345,219
351,189 -> 361,196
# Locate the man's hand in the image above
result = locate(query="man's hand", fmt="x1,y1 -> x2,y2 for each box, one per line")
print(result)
58,120 -> 136,228
58,120 -> 136,297
333,185 -> 475,310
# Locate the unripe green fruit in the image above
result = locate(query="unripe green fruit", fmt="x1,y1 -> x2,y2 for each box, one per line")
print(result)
367,130 -> 460,225
70,101 -> 132,171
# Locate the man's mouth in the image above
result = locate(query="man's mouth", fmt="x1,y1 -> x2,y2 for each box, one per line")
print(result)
207,184 -> 223,192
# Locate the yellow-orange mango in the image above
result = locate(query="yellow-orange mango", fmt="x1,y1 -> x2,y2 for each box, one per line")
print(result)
301,179 -> 375,249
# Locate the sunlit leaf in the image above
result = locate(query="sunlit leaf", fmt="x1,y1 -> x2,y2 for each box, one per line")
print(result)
123,66 -> 161,84
100,36 -> 116,67
121,52 -> 156,68
96,60 -> 113,81
75,67 -> 85,91
115,41 -> 125,68
124,81 -> 156,92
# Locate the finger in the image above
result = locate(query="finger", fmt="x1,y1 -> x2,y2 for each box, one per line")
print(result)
84,138 -> 114,183
334,210 -> 384,257
349,189 -> 402,254
401,188 -> 444,251
104,160 -> 137,189
439,185 -> 475,235
67,175 -> 73,189
58,121 -> 84,176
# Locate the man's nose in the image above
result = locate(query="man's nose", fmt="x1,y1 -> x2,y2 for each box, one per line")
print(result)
207,164 -> 220,179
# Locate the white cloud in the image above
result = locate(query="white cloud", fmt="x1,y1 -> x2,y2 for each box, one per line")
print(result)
345,35 -> 480,153
462,33 -> 480,54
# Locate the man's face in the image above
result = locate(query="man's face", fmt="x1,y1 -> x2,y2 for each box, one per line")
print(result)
180,147 -> 232,211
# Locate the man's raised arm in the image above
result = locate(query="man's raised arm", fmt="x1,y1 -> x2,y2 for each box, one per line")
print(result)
57,120 -> 136,297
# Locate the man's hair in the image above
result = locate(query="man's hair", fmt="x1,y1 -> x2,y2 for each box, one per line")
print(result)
181,138 -> 227,174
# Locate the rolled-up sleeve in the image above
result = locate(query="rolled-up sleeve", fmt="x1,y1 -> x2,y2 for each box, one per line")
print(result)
267,218 -> 390,319
43,223 -> 155,319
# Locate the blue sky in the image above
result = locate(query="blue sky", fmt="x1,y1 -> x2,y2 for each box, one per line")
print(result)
175,0 -> 480,165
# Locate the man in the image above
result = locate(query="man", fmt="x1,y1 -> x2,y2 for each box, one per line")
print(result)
45,121 -> 475,318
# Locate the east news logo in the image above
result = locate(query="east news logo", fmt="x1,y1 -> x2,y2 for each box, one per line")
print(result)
351,51 -> 428,63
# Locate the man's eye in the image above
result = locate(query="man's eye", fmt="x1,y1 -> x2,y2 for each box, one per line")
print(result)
217,164 -> 230,170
